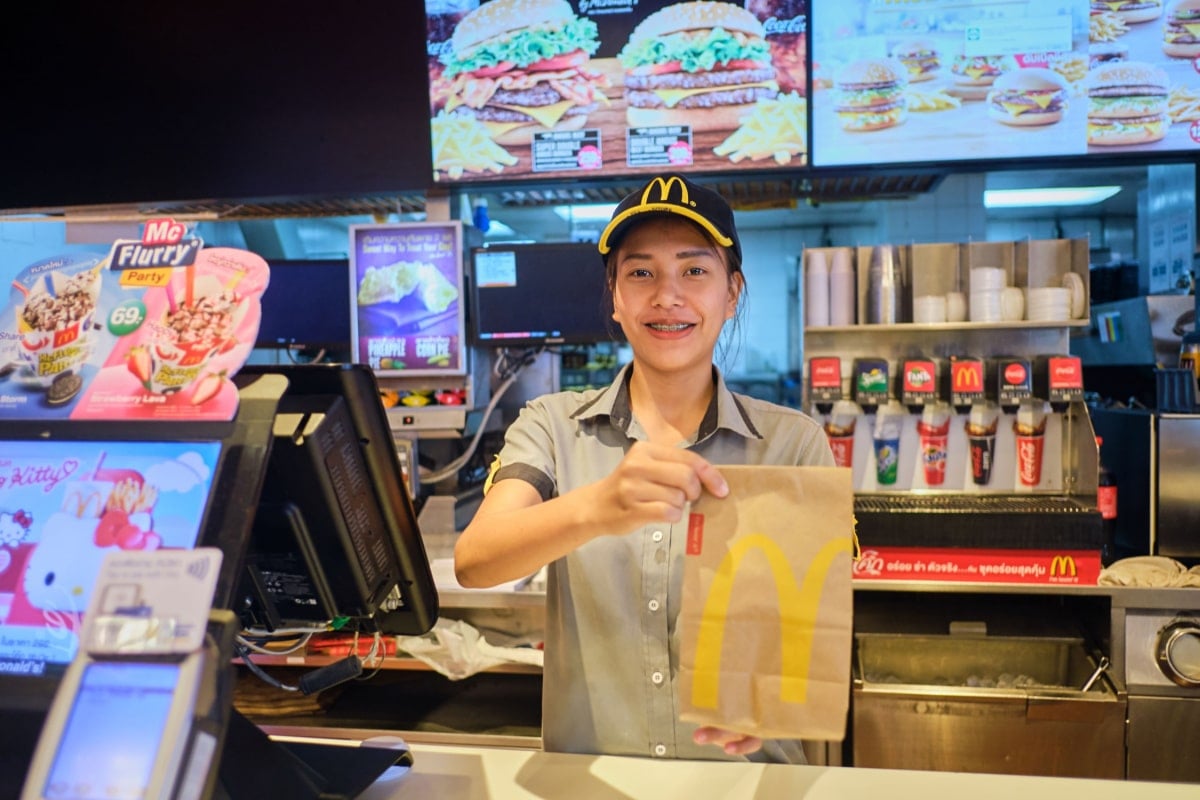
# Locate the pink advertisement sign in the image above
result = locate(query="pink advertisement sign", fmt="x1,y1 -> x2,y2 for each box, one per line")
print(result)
0,219 -> 268,422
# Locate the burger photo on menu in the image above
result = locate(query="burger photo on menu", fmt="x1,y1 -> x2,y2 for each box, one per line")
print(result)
1092,0 -> 1163,24
439,0 -> 609,146
1163,0 -> 1200,57
890,40 -> 941,83
1086,61 -> 1169,146
948,53 -> 1015,101
833,58 -> 908,132
986,68 -> 1070,127
617,1 -> 778,133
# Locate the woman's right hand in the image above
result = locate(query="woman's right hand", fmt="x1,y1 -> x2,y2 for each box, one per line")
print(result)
585,441 -> 729,534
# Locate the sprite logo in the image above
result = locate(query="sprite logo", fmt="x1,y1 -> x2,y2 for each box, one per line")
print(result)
858,368 -> 887,392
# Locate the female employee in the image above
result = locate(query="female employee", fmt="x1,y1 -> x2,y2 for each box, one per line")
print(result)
455,172 -> 834,763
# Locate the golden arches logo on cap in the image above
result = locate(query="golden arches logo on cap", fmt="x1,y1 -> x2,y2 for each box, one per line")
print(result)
598,173 -> 740,262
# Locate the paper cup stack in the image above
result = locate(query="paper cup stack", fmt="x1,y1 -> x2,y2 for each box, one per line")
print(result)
913,294 -> 947,323
1026,286 -> 1072,322
969,266 -> 1007,322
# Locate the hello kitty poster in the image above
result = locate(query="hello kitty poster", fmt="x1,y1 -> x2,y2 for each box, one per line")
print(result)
0,439 -> 220,671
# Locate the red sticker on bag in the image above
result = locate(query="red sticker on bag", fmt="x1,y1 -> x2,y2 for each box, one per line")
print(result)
686,513 -> 704,555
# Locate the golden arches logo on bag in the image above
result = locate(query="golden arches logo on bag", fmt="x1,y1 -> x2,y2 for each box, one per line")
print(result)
691,532 -> 852,709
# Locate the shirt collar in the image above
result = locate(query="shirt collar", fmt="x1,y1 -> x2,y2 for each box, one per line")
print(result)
572,363 -> 762,442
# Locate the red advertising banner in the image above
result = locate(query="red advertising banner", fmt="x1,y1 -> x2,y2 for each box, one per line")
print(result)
852,546 -> 1101,585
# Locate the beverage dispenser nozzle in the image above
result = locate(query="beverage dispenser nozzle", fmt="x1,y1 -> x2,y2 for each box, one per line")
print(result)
991,356 -> 1033,414
942,355 -> 988,414
852,358 -> 890,413
898,356 -> 943,414
1034,354 -> 1084,413
808,356 -> 843,415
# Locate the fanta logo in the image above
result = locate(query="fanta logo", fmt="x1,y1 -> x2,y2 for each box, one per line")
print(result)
1049,555 -> 1077,577
906,367 -> 932,386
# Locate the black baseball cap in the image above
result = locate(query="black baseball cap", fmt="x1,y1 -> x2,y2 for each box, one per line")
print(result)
597,172 -> 742,266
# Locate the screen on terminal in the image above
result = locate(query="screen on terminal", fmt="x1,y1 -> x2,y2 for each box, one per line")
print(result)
41,661 -> 179,800
255,260 -> 352,352
470,242 -> 623,347
0,439 -> 223,675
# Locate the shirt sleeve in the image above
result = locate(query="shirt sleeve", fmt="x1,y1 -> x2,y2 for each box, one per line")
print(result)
491,398 -> 558,502
796,417 -> 836,467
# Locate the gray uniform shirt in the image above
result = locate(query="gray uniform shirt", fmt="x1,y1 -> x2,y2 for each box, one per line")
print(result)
490,364 -> 835,763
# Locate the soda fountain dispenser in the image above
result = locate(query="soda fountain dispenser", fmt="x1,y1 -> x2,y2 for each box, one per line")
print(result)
808,356 -> 843,414
1034,354 -> 1085,413
811,357 -> 859,470
991,356 -> 1033,414
945,356 -> 996,487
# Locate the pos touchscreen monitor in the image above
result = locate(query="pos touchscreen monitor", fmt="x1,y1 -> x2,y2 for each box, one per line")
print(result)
0,438 -> 224,677
235,364 -> 439,637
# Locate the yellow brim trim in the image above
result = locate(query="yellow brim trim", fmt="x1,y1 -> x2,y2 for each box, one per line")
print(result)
598,203 -> 734,255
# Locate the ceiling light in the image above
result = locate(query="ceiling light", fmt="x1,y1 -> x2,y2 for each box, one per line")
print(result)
983,186 -> 1121,209
553,204 -> 617,223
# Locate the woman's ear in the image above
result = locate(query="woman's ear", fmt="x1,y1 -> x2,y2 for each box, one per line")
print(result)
726,271 -> 744,319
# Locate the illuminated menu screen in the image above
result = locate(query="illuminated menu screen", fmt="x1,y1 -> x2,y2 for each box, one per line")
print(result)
426,0 -> 809,183
811,0 -> 1197,166
349,222 -> 467,377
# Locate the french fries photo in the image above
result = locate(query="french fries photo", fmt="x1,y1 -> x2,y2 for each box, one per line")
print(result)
431,111 -> 518,179
1168,85 -> 1200,123
905,88 -> 962,112
714,93 -> 808,166
1048,53 -> 1088,86
1089,12 -> 1128,43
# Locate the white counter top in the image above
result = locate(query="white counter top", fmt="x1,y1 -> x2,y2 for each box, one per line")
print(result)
358,742 -> 1198,800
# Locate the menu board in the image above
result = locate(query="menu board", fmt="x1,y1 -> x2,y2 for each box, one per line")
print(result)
349,222 -> 467,377
813,1 -> 1093,166
426,0 -> 809,183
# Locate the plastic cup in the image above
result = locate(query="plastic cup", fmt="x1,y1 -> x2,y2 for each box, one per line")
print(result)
1016,432 -> 1045,486
968,433 -> 996,485
828,432 -> 854,469
916,421 -> 949,486
873,437 -> 900,485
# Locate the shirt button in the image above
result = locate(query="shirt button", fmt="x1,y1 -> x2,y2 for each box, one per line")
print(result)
654,743 -> 667,757
651,530 -> 664,543
648,599 -> 660,612
651,671 -> 664,685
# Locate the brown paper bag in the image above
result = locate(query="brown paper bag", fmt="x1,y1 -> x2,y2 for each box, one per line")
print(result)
678,465 -> 854,741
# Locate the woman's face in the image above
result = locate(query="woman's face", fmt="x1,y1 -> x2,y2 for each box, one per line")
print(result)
610,217 -> 742,375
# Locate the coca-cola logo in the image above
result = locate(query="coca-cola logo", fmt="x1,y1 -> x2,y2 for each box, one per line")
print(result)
811,358 -> 840,386
1004,363 -> 1027,384
853,549 -> 885,576
1050,358 -> 1082,387
762,15 -> 807,35
1017,439 -> 1041,484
